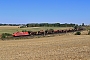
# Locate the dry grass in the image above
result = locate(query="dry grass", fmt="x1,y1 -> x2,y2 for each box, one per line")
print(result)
0,26 -> 19,29
0,35 -> 90,60
81,30 -> 89,35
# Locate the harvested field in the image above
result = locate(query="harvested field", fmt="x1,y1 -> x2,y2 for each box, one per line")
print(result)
0,35 -> 90,60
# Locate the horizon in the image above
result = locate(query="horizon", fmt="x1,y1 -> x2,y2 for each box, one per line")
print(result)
0,0 -> 90,25
0,22 -> 88,25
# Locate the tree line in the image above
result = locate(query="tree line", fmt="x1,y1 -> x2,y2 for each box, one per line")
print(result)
0,23 -> 85,27
26,23 -> 76,27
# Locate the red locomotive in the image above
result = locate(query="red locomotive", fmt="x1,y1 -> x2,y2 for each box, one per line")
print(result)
12,32 -> 29,37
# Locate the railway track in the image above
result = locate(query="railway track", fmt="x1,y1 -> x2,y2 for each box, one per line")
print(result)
0,29 -> 84,40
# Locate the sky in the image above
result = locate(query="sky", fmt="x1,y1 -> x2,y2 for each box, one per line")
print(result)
0,0 -> 90,24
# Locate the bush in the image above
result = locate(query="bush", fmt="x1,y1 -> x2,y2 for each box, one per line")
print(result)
75,31 -> 81,35
1,34 -> 6,38
22,30 -> 27,32
1,33 -> 12,39
49,29 -> 54,31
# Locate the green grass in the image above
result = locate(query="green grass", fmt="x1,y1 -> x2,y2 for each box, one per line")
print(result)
0,26 -> 73,34
85,26 -> 90,30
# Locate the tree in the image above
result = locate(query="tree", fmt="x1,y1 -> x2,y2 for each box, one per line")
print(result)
75,31 -> 81,35
82,23 -> 84,26
74,25 -> 78,30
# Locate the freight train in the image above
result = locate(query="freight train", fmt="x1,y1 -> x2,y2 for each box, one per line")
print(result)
12,27 -> 84,37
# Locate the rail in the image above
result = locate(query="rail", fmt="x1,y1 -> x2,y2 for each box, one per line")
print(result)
0,29 -> 85,40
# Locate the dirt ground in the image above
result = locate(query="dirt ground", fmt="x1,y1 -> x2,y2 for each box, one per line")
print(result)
0,35 -> 90,60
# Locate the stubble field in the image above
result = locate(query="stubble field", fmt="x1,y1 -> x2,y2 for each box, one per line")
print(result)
0,35 -> 90,60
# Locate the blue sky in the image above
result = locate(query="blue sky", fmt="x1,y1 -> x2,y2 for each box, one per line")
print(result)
0,0 -> 90,24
